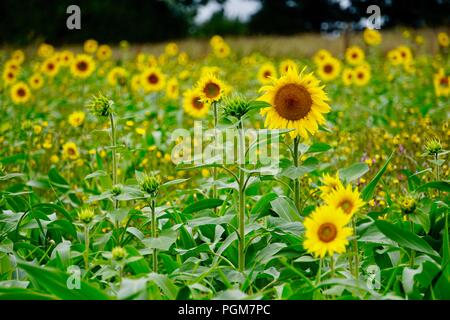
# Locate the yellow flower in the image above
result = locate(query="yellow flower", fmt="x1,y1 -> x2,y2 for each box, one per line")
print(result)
341,68 -> 354,86
313,49 -> 331,65
213,42 -> 230,59
29,73 -> 44,90
59,50 -> 74,66
141,67 -> 166,92
107,67 -> 127,86
258,67 -> 330,139
71,54 -> 96,78
3,68 -> 17,86
68,111 -> 86,128
324,184 -> 365,217
10,82 -> 31,104
345,46 -> 365,65
165,42 -> 179,56
317,56 -> 341,82
84,39 -> 98,54
303,205 -> 352,258
62,142 -> 80,160
196,72 -> 227,103
183,88 -> 210,118
166,77 -> 179,100
363,28 -> 382,46
433,69 -> 450,97
11,50 -> 25,64
131,74 -> 142,92
353,65 -> 371,87
37,43 -> 54,58
397,46 -> 413,64
387,49 -> 402,66
97,44 -> 112,60
50,155 -> 59,164
437,32 -> 449,47
257,63 -> 277,85
41,57 -> 60,77
136,127 -> 146,136
279,59 -> 298,75
319,173 -> 343,199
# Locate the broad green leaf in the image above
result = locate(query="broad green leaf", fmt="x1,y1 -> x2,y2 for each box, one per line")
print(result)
361,152 -> 394,201
339,163 -> 369,183
182,198 -> 224,214
270,197 -> 302,222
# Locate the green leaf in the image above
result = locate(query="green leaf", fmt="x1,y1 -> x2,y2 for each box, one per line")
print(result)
306,142 -> 332,154
339,163 -> 369,183
182,198 -> 224,214
415,181 -> 450,193
142,229 -> 178,251
251,192 -> 278,217
48,167 -> 70,192
270,197 -> 302,222
375,220 -> 438,257
84,170 -> 107,180
361,152 -> 394,201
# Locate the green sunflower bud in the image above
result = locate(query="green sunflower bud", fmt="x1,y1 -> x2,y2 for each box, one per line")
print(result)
425,138 -> 442,156
87,93 -> 113,117
140,174 -> 161,196
112,184 -> 122,196
222,95 -> 251,120
111,246 -> 127,261
78,208 -> 95,224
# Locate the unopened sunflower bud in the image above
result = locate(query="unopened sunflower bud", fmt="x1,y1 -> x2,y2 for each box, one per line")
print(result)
140,174 -> 161,196
425,138 -> 442,156
222,95 -> 251,120
112,246 -> 127,261
399,196 -> 416,214
112,184 -> 122,196
78,208 -> 95,224
87,93 -> 113,117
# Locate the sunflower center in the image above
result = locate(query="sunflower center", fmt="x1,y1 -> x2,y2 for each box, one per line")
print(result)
148,74 -> 159,84
338,199 -> 354,214
17,88 -> 26,97
192,97 -> 204,110
68,148 -> 76,155
357,72 -> 364,79
352,53 -> 357,59
323,64 -> 333,74
318,223 -> 337,243
440,77 -> 449,86
204,82 -> 220,98
273,84 -> 312,121
77,61 -> 88,71
48,63 -> 55,70
263,71 -> 271,78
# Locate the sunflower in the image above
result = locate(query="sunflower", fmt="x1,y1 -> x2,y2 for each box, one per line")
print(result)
11,50 -> 25,65
107,67 -> 127,86
303,205 -> 352,258
214,42 -> 231,59
258,67 -> 330,139
397,46 -> 413,64
10,82 -> 31,104
131,74 -> 142,92
257,63 -> 277,84
68,111 -> 86,128
183,88 -> 210,118
324,184 -> 365,217
210,35 -> 225,48
319,173 -> 343,199
29,73 -> 44,90
165,42 -> 179,56
363,28 -> 382,46
97,44 -> 112,61
313,49 -> 332,65
2,68 -> 17,86
166,77 -> 179,100
37,43 -> 54,58
279,59 -> 298,75
434,69 -> 450,97
196,72 -> 227,103
437,32 -> 449,47
62,141 -> 80,160
59,50 -> 74,66
141,67 -> 166,92
353,65 -> 371,87
41,57 -> 60,77
84,39 -> 98,54
345,46 -> 365,65
71,54 -> 96,78
342,68 -> 354,86
5,60 -> 20,73
317,57 -> 341,82
387,49 -> 402,66
178,52 -> 189,65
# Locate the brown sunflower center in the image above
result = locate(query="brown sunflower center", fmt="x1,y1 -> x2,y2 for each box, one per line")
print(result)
323,64 -> 333,74
318,223 -> 337,243
440,77 -> 449,86
192,97 -> 204,110
148,74 -> 159,84
204,82 -> 220,98
263,71 -> 271,78
68,147 -> 76,155
338,199 -> 354,214
47,63 -> 55,70
273,84 -> 312,121
77,61 -> 88,71
17,88 -> 26,97
357,72 -> 364,79
352,53 -> 358,59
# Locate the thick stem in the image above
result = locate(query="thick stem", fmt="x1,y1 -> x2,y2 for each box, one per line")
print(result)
151,199 -> 158,272
293,136 -> 301,213
84,225 -> 90,273
352,217 -> 359,279
409,219 -> 415,267
237,121 -> 246,272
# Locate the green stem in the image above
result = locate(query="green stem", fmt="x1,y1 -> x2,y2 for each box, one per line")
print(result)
293,136 -> 301,214
151,198 -> 158,272
330,255 -> 335,278
84,224 -> 90,273
409,219 -> 415,267
238,120 -> 246,272
315,258 -> 322,286
212,101 -> 218,202
110,113 -> 120,244
352,217 -> 359,279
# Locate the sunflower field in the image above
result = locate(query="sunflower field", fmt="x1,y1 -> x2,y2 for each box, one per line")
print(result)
0,29 -> 449,301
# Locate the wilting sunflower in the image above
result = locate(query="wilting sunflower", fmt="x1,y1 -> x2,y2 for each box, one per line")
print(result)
258,67 -> 330,139
68,111 -> 86,128
353,65 -> 371,87
434,69 -> 450,97
84,39 -> 98,54
319,173 -> 343,199
363,28 -> 382,46
2,68 -> 17,86
71,54 -> 96,78
183,88 -> 210,118
141,67 -> 166,92
345,46 -> 365,65
279,59 -> 298,75
107,67 -> 127,86
28,73 -> 44,90
62,141 -> 80,160
59,50 -> 74,66
342,68 -> 354,86
166,77 -> 179,100
196,73 -> 227,103
97,44 -> 112,61
313,49 -> 331,65
437,32 -> 449,47
303,205 -> 352,258
41,57 -> 60,77
324,184 -> 365,217
10,82 -> 31,104
257,63 -> 277,85
317,57 -> 341,82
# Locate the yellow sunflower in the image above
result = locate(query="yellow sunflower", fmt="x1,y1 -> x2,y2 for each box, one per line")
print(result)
257,63 -> 277,85
397,46 -> 413,64
37,43 -> 54,58
62,141 -> 80,160
363,28 -> 382,46
258,67 -> 330,139
166,77 -> 179,100
131,74 -> 142,92
279,59 -> 298,75
10,82 -> 31,104
68,111 -> 86,128
319,173 -> 343,199
11,50 -> 25,65
2,68 -> 17,86
28,73 -> 44,90
196,73 -> 227,103
84,39 -> 98,54
313,49 -> 332,65
183,88 -> 210,118
71,54 -> 96,78
107,67 -> 127,86
437,32 -> 449,47
434,69 -> 450,97
353,65 -> 371,87
345,46 -> 365,65
141,67 -> 166,92
97,44 -> 112,61
165,42 -> 179,56
324,184 -> 365,217
41,57 -> 60,77
59,50 -> 74,66
213,42 -> 231,59
303,205 -> 352,258
387,49 -> 402,66
342,68 -> 354,86
317,57 -> 341,82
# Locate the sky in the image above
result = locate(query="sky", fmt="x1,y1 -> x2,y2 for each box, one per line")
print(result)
194,0 -> 261,24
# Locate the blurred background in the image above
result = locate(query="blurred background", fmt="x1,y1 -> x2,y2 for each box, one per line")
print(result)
1,0 -> 449,45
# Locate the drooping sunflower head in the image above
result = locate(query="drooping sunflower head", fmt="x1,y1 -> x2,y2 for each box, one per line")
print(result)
257,63 -> 277,84
319,172 -> 343,199
363,28 -> 382,46
317,57 -> 341,82
29,73 -> 44,90
141,67 -> 166,92
345,46 -> 365,65
258,67 -> 331,139
196,73 -> 227,103
303,205 -> 352,258
71,54 -> 96,78
324,184 -> 365,217
183,88 -> 210,119
10,81 -> 31,105
97,44 -> 112,61
279,59 -> 298,75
